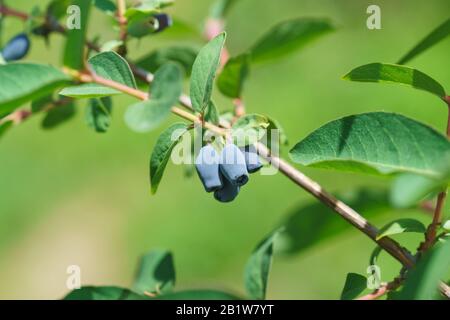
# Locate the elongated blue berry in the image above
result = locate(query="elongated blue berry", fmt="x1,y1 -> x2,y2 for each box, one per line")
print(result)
195,145 -> 222,192
241,144 -> 263,173
153,13 -> 172,33
1,34 -> 30,62
219,144 -> 249,186
214,173 -> 240,203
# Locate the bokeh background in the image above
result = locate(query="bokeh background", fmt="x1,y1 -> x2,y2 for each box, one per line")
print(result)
0,0 -> 449,299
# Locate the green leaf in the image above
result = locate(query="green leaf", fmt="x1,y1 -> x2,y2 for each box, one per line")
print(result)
93,0 -> 117,14
204,100 -> 220,125
125,63 -> 183,133
100,40 -> 123,52
265,117 -> 288,149
340,273 -> 367,300
125,0 -> 173,19
289,112 -> 450,177
157,290 -> 240,300
232,114 -> 269,147
343,63 -> 446,99
63,0 -> 92,70
42,102 -> 76,129
89,51 -> 137,88
376,219 -> 426,240
47,0 -> 72,20
390,161 -> 450,208
150,123 -> 189,194
190,32 -> 226,113
0,121 -> 13,140
85,97 -> 112,133
250,18 -> 334,64
60,51 -> 137,99
217,54 -> 250,98
398,18 -> 450,65
132,249 -> 175,295
210,0 -> 239,19
59,83 -> 122,98
443,220 -> 450,231
275,189 -> 390,255
135,46 -> 198,76
64,286 -> 149,300
244,229 -> 282,300
0,63 -> 70,114
396,240 -> 450,299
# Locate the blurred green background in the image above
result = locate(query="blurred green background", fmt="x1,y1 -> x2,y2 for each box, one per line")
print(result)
0,0 -> 449,299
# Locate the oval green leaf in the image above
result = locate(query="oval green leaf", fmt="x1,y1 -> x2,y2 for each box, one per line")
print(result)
0,63 -> 70,114
343,63 -> 446,99
157,290 -> 241,300
132,249 -> 175,295
217,54 -> 250,98
396,240 -> 450,300
398,18 -> 450,65
376,219 -> 426,240
150,123 -> 189,194
190,32 -> 226,113
244,229 -> 282,300
85,97 -> 112,133
125,63 -> 183,133
64,286 -> 149,300
340,273 -> 367,300
63,0 -> 91,70
289,112 -> 450,177
250,18 -> 334,64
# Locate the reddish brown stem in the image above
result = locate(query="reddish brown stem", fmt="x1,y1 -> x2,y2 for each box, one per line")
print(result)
0,4 -> 28,21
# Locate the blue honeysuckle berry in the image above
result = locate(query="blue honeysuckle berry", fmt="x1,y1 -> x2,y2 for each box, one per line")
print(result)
214,173 -> 240,203
219,144 -> 249,186
241,144 -> 263,173
153,13 -> 173,33
195,145 -> 223,192
1,33 -> 31,62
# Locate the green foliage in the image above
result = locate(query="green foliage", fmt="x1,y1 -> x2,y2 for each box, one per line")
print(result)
64,286 -> 149,300
135,46 -> 198,76
190,33 -> 226,113
85,97 -> 112,133
132,249 -> 175,295
92,0 -> 116,14
60,83 -> 122,98
244,229 -> 281,300
0,63 -> 70,114
232,114 -> 269,146
396,240 -> 450,300
376,219 -> 426,240
390,163 -> 450,208
398,18 -> 450,64
157,290 -> 241,300
42,101 -> 76,129
125,63 -> 183,132
275,189 -> 390,255
63,0 -> 91,70
204,100 -> 220,125
340,273 -> 367,300
250,18 -> 334,64
217,54 -> 250,98
289,112 -> 450,177
343,63 -> 446,99
125,0 -> 173,20
149,123 -> 189,194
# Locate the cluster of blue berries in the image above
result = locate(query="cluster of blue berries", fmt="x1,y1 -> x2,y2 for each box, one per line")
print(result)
195,144 -> 262,202
1,33 -> 30,62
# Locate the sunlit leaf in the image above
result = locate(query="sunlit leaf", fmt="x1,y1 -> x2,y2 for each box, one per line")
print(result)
289,112 -> 450,177
343,63 -> 446,99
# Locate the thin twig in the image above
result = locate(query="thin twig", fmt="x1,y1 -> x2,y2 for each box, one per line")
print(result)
116,0 -> 128,55
420,97 -> 450,252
